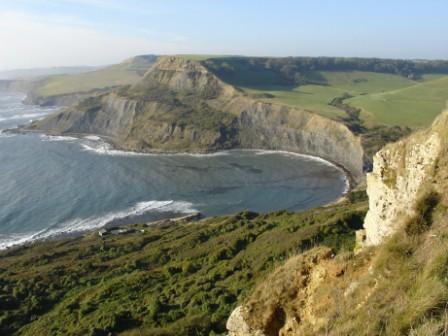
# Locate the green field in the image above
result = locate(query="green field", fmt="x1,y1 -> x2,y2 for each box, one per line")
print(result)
36,55 -> 156,97
349,75 -> 448,128
243,84 -> 347,119
239,71 -> 448,128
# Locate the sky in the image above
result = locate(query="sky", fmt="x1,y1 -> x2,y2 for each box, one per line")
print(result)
0,0 -> 447,71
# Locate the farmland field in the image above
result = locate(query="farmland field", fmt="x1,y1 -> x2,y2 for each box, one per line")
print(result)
239,71 -> 448,128
348,75 -> 448,128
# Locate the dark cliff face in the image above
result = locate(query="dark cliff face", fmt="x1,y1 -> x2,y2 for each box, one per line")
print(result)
25,56 -> 364,181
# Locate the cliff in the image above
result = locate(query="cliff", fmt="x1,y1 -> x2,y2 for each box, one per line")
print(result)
226,108 -> 448,336
363,109 -> 448,245
25,56 -> 364,181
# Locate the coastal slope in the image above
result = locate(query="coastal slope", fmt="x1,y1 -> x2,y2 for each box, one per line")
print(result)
25,56 -> 365,181
227,108 -> 448,336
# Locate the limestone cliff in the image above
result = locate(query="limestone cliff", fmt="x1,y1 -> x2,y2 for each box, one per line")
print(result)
226,108 -> 448,336
363,109 -> 448,245
25,56 -> 364,181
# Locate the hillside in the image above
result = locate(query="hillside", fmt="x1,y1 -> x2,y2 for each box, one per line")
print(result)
349,75 -> 448,127
0,197 -> 367,336
227,109 -> 448,336
24,56 -> 365,182
203,57 -> 448,129
4,54 -> 448,335
23,56 -> 448,130
4,108 -> 448,336
24,55 -> 157,106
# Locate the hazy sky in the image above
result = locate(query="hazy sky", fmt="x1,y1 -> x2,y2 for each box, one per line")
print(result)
0,0 -> 447,70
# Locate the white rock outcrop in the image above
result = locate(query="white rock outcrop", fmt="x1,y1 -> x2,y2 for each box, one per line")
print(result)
227,306 -> 266,336
363,130 -> 442,246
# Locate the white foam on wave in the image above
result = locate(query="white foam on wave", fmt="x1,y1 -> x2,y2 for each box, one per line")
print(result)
83,135 -> 102,141
253,149 -> 332,165
0,229 -> 48,250
80,138 -> 229,158
0,112 -> 49,122
78,143 -> 349,192
0,200 -> 197,250
0,130 -> 15,138
40,135 -> 78,142
252,149 -> 350,193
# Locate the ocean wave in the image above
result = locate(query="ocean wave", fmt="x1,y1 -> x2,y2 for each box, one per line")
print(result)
0,229 -> 48,250
0,200 -> 197,250
253,149 -> 342,170
83,135 -> 102,141
0,112 -> 49,122
252,149 -> 350,193
0,130 -> 15,138
80,138 -> 229,157
40,135 -> 78,142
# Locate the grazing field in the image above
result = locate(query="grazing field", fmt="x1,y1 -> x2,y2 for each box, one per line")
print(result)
348,75 -> 448,128
243,84 -> 347,119
239,71 -> 448,128
35,55 -> 156,97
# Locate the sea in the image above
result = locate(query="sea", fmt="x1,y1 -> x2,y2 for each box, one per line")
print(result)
0,91 -> 348,249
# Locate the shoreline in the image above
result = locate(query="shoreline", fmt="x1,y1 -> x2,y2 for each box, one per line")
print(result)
10,128 -> 355,191
2,128 -> 353,252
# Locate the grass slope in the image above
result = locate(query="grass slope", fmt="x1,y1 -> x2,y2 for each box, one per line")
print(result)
225,69 -> 447,128
239,191 -> 448,335
349,75 -> 448,128
0,195 -> 367,336
243,84 -> 348,119
36,56 -> 156,97
238,71 -> 431,125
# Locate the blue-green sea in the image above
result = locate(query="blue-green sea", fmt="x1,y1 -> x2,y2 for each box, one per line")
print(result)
0,91 -> 347,249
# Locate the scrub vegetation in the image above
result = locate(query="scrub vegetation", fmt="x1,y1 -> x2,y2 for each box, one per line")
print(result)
0,196 -> 367,336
